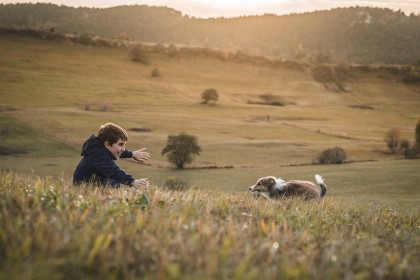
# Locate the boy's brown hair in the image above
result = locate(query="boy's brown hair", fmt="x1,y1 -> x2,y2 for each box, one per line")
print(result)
97,123 -> 128,145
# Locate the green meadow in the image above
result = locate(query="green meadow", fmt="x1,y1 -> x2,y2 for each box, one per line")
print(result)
0,34 -> 419,279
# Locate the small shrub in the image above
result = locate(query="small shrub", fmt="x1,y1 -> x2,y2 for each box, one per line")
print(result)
162,176 -> 190,191
405,147 -> 418,159
151,68 -> 161,78
247,93 -> 285,106
316,147 -> 347,164
259,93 -> 277,103
400,139 -> 418,159
385,128 -> 402,153
129,44 -> 150,64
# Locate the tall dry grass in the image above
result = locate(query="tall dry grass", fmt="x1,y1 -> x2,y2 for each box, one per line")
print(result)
0,171 -> 419,279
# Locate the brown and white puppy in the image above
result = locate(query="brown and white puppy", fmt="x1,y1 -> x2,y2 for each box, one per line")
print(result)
249,174 -> 327,200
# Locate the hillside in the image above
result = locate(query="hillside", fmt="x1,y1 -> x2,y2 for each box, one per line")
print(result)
0,33 -> 419,206
1,4 -> 420,64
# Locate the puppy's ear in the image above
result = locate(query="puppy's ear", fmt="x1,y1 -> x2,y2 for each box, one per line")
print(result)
268,178 -> 275,186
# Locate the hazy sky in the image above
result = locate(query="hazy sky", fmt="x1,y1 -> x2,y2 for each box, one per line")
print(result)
1,0 -> 419,18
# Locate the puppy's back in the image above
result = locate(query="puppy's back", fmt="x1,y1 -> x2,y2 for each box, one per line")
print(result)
284,180 -> 321,199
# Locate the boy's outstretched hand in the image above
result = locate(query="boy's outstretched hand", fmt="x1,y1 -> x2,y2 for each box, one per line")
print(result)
132,148 -> 150,163
131,178 -> 149,188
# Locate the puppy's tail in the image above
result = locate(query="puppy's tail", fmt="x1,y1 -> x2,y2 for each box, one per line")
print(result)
315,174 -> 327,198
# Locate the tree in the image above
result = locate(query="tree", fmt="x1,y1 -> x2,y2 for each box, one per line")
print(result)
201,88 -> 219,105
161,133 -> 202,169
385,128 -> 402,153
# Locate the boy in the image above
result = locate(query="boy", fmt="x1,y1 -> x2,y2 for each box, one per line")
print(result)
73,123 -> 150,188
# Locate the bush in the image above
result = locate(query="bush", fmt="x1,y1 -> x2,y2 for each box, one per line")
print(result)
151,68 -> 161,78
400,139 -> 418,159
259,93 -> 276,103
385,128 -> 402,153
258,93 -> 285,106
162,177 -> 190,191
316,147 -> 347,164
129,44 -> 150,64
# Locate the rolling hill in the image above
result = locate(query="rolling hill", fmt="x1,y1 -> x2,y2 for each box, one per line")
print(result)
1,4 -> 420,64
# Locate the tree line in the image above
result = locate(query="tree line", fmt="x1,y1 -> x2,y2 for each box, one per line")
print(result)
1,4 -> 420,64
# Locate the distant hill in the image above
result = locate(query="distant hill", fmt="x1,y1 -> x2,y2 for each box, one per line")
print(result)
1,3 -> 420,64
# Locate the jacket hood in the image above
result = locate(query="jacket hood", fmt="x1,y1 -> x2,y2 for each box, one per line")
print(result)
81,134 -> 109,157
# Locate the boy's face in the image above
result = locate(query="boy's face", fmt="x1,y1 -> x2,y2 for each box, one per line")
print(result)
104,139 -> 126,159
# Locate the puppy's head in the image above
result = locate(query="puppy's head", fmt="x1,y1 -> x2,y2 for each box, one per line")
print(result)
249,176 -> 285,197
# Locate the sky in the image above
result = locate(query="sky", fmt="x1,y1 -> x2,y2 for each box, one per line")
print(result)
1,0 -> 420,18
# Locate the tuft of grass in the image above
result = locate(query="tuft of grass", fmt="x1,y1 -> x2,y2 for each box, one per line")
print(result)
0,171 -> 419,279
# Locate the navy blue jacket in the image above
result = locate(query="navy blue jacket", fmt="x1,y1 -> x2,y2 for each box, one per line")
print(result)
73,135 -> 135,188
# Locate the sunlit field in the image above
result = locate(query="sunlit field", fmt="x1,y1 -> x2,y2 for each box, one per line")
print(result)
0,172 -> 419,279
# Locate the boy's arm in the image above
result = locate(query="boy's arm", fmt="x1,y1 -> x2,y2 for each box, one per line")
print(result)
111,167 -> 135,186
91,154 -> 135,186
120,150 -> 133,158
121,148 -> 150,163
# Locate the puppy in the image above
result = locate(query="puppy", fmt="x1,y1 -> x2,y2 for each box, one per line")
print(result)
249,174 -> 327,200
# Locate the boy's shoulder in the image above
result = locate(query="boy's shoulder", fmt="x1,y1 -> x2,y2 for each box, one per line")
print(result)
81,135 -> 106,156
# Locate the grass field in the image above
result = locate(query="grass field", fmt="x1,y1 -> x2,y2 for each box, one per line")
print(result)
0,172 -> 419,279
0,33 -> 420,279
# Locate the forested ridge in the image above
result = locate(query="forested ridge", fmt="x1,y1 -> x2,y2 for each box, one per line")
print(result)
1,3 -> 420,64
